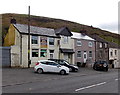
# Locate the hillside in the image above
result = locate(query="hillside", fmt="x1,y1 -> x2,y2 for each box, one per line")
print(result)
1,13 -> 120,45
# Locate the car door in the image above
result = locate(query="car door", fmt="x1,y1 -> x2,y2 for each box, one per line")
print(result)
48,62 -> 60,73
41,62 -> 51,72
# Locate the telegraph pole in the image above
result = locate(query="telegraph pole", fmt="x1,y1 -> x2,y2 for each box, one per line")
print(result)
28,6 -> 31,68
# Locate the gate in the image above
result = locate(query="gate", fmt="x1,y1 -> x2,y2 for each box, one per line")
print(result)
0,47 -> 11,67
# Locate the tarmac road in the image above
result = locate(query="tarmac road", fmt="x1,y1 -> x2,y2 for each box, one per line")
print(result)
2,68 -> 120,94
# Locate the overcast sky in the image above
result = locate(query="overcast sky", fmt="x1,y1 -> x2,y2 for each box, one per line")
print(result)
0,0 -> 119,34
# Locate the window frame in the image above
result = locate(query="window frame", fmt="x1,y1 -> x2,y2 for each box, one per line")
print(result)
88,42 -> 93,47
40,49 -> 47,57
49,37 -> 54,46
32,49 -> 39,57
89,51 -> 92,58
31,36 -> 38,44
77,51 -> 82,58
77,40 -> 82,46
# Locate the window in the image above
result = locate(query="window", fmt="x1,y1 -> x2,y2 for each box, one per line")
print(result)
99,51 -> 102,58
49,38 -> 54,45
89,51 -> 92,58
88,42 -> 92,47
110,51 -> 113,57
77,40 -> 82,46
32,36 -> 38,44
40,49 -> 47,57
49,50 -> 54,59
99,43 -> 103,48
63,36 -> 68,44
77,51 -> 81,57
105,43 -> 107,48
32,49 -> 39,57
115,50 -> 117,56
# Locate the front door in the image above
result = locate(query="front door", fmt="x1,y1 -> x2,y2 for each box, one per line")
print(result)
64,53 -> 69,62
83,51 -> 87,63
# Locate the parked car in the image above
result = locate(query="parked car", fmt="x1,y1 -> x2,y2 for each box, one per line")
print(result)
93,61 -> 108,71
48,59 -> 79,72
34,60 -> 69,75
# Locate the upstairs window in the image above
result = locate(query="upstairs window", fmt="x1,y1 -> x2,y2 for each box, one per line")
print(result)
105,43 -> 107,48
110,51 -> 113,57
49,38 -> 54,45
77,40 -> 82,46
99,43 -> 103,48
115,50 -> 117,56
32,36 -> 38,44
63,36 -> 68,44
88,42 -> 92,47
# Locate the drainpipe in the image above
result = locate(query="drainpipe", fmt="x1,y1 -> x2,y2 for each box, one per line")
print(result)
20,34 -> 22,66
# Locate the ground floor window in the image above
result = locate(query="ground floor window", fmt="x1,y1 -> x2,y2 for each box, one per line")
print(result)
40,49 -> 47,57
77,51 -> 81,58
89,51 -> 92,58
49,50 -> 54,59
32,49 -> 39,57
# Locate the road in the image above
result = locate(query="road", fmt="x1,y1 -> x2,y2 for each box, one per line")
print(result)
2,68 -> 119,94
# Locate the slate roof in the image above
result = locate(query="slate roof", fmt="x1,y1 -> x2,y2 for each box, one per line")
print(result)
71,32 -> 94,41
89,34 -> 120,49
13,24 -> 56,37
55,27 -> 73,36
89,35 -> 108,43
108,41 -> 120,49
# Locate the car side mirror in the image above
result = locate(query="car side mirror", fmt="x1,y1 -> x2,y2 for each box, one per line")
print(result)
57,65 -> 61,68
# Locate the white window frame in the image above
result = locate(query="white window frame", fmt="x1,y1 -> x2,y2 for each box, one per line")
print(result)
77,51 -> 82,58
77,40 -> 82,46
49,37 -> 54,46
31,36 -> 38,44
63,36 -> 68,44
89,51 -> 92,58
88,42 -> 92,47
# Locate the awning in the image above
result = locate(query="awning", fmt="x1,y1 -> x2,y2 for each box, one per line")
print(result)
60,48 -> 75,54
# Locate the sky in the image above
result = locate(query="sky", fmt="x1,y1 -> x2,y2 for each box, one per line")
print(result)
0,0 -> 119,34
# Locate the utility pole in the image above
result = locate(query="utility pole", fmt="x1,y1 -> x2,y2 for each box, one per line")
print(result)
28,6 -> 31,68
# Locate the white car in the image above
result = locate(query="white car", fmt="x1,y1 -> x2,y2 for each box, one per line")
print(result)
34,60 -> 69,75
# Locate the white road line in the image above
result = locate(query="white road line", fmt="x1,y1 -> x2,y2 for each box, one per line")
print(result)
75,82 -> 106,92
115,79 -> 118,81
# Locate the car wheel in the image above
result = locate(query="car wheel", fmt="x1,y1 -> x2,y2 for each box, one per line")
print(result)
37,68 -> 43,74
104,68 -> 108,72
75,69 -> 78,72
60,70 -> 66,75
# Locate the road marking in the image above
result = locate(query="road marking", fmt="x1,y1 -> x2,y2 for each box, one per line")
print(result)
115,79 -> 118,81
75,82 -> 106,92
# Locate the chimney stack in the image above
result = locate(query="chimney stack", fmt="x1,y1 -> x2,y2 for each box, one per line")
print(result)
10,17 -> 16,24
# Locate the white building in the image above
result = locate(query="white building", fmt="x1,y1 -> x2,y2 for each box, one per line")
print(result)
108,42 -> 120,68
4,24 -> 74,67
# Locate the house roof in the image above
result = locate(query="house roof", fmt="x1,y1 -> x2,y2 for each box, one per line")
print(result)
71,32 -> 94,41
13,24 -> 57,37
55,27 -> 73,36
89,35 -> 108,43
108,41 -> 120,49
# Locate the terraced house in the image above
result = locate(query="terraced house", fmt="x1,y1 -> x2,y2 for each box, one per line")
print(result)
4,22 -> 74,67
71,32 -> 95,67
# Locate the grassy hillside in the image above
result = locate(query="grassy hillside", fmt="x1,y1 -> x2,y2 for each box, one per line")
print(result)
1,13 -> 120,45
